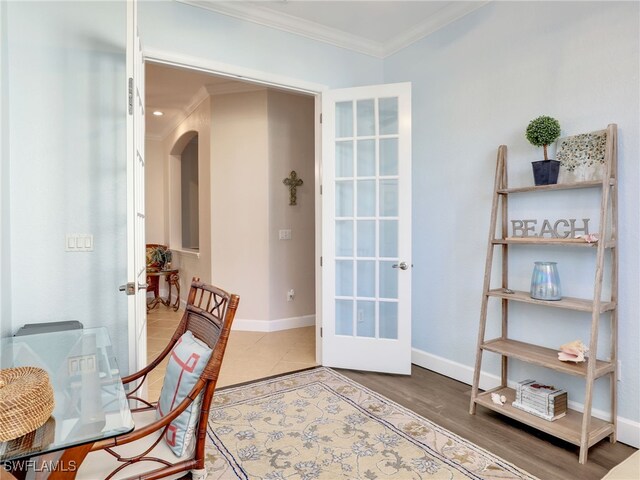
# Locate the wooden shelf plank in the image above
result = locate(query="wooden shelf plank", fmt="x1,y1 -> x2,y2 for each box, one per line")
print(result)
481,338 -> 614,379
487,289 -> 615,313
497,180 -> 610,194
492,237 -> 615,248
474,387 -> 614,447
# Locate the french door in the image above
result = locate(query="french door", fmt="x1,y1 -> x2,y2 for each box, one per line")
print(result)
126,0 -> 147,373
321,83 -> 412,374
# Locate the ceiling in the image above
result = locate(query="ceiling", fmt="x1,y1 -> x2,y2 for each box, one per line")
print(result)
145,63 -> 263,138
147,1 -> 489,138
180,1 -> 488,57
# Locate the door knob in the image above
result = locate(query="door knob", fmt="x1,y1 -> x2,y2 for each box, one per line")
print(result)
119,282 -> 147,295
392,262 -> 409,270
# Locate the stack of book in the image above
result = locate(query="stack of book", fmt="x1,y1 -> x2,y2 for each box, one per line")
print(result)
512,379 -> 568,421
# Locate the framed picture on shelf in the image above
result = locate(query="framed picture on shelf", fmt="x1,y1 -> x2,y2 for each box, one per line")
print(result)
556,128 -> 607,183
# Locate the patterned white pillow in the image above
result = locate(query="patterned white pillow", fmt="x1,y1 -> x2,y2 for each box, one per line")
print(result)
156,330 -> 212,457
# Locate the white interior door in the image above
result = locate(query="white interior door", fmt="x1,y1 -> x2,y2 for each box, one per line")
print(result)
126,0 -> 147,373
321,83 -> 412,374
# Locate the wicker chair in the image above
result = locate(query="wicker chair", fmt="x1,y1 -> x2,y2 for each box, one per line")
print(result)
77,278 -> 239,480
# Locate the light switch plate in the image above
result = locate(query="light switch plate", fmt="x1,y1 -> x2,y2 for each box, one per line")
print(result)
279,229 -> 291,240
66,234 -> 94,252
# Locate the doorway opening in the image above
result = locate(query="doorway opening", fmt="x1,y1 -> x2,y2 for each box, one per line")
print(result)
143,61 -> 318,397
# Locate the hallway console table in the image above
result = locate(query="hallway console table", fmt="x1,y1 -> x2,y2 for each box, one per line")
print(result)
146,268 -> 180,312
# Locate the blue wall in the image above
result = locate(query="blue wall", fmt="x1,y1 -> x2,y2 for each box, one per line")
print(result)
4,1 -> 129,369
148,1 -> 639,432
139,1 -> 384,89
384,1 -> 639,429
2,0 -> 637,442
1,0 -> 383,373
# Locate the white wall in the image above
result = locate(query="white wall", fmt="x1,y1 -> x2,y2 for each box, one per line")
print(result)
4,1 -> 130,371
164,97 -> 212,293
210,90 -> 270,321
148,88 -> 316,328
384,1 -> 639,434
267,91 -> 315,323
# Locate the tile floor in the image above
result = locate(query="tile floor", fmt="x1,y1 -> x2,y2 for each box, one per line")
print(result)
145,306 -> 317,400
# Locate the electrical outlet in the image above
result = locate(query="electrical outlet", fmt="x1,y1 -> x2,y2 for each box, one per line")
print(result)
287,289 -> 295,301
279,229 -> 291,240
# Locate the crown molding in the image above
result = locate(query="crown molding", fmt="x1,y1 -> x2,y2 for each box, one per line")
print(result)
383,1 -> 490,57
178,0 -> 386,58
157,85 -> 210,140
178,1 -> 489,59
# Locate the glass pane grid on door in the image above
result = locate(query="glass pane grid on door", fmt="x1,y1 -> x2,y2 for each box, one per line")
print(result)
334,97 -> 400,340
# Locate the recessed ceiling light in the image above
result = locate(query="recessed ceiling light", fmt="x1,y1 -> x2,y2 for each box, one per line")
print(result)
152,110 -> 164,116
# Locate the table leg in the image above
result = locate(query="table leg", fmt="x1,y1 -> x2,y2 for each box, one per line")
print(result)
48,443 -> 94,479
147,294 -> 161,311
165,275 -> 173,308
1,469 -> 20,480
147,273 -> 165,312
170,273 -> 180,311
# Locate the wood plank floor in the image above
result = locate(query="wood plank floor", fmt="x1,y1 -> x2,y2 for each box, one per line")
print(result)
338,365 -> 637,480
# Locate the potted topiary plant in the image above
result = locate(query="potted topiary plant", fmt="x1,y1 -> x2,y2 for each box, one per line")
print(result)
525,115 -> 561,185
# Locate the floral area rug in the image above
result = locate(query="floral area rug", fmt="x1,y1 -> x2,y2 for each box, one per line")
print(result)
204,368 -> 537,480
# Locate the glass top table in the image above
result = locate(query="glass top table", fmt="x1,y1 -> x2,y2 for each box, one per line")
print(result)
0,327 -> 134,464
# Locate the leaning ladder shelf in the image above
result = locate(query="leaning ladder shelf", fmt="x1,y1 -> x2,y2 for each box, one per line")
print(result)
469,124 -> 618,464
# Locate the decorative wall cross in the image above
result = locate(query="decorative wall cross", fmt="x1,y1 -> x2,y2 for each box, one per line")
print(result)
283,170 -> 303,206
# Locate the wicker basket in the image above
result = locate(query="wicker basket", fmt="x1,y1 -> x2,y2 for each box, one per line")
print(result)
0,367 -> 55,442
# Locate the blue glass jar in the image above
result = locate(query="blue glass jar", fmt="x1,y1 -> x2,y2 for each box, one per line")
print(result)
530,261 -> 562,300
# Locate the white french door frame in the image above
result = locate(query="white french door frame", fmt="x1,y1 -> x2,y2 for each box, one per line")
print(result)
137,52 -> 414,375
126,0 -> 148,375
321,83 -> 412,374
139,49 -> 328,364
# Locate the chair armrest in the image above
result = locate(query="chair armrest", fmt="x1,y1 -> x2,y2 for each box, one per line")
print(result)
122,320 -> 187,386
121,341 -> 174,385
92,378 -> 206,451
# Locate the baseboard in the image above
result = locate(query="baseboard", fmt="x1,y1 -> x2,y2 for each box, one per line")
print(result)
411,347 -> 501,391
232,315 -> 315,332
615,417 -> 640,450
411,347 -> 640,448
168,300 -> 315,333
